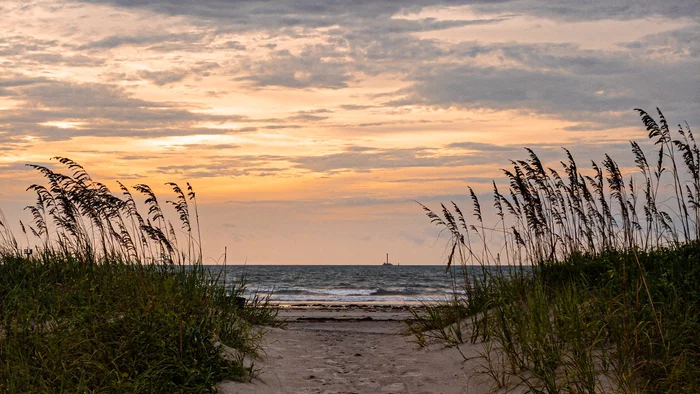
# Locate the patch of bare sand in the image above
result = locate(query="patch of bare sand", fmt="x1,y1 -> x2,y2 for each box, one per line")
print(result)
218,307 -> 498,394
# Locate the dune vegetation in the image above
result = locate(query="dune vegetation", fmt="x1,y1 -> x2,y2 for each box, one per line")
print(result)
409,109 -> 700,393
0,161 -> 279,393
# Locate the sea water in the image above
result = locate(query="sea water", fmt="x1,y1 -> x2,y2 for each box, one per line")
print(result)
204,265 -> 517,305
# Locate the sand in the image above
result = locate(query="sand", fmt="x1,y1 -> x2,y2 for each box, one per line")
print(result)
218,305 -> 499,394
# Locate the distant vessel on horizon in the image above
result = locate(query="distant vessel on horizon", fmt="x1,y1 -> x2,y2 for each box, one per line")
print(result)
382,253 -> 393,266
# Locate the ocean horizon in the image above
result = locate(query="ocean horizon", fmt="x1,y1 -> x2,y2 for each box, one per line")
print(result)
205,264 -> 521,305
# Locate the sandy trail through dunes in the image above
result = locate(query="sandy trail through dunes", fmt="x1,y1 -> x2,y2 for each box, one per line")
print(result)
219,307 -> 497,394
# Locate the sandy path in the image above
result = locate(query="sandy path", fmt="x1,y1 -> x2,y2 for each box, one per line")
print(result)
219,308 -> 495,394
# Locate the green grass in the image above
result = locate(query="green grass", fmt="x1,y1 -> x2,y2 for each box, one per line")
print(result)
0,162 -> 280,393
411,109 -> 700,393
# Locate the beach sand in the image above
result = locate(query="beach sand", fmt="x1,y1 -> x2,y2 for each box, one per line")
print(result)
218,305 -> 500,394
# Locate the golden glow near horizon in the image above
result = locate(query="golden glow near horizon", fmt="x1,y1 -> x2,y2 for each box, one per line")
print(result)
0,0 -> 698,264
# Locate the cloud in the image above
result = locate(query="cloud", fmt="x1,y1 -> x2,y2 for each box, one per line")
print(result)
0,35 -> 62,57
1,1 -> 697,145
447,141 -> 519,151
290,140 -> 639,175
24,0 -> 690,130
66,139 -> 642,180
78,32 -> 207,50
385,176 -> 470,184
392,65 -> 637,110
137,69 -> 189,86
115,173 -> 147,180
134,62 -> 221,86
0,78 -> 254,140
223,193 -> 473,208
619,25 -> 700,59
472,0 -> 700,22
0,162 -> 36,172
287,109 -> 332,122
75,1 -> 508,30
381,39 -> 700,128
0,76 -> 51,89
235,48 -> 355,89
79,0 -> 698,29
339,104 -> 376,111
222,40 -> 246,50
19,53 -> 104,67
1,0 -> 697,267
154,155 -> 289,178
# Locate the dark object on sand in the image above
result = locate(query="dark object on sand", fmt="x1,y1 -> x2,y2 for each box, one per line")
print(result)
236,296 -> 246,309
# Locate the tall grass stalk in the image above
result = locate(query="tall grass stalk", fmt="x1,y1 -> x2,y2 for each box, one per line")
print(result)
0,160 -> 279,392
411,109 -> 700,393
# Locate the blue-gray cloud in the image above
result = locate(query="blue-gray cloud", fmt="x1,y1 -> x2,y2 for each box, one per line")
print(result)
79,32 -> 207,50
0,0 -> 697,141
382,37 -> 700,128
0,78 -> 257,140
473,0 -> 700,22
77,0 -> 698,26
290,142 -> 636,174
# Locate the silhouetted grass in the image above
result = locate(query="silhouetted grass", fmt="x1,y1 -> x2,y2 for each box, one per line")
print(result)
0,161 -> 279,393
412,109 -> 700,393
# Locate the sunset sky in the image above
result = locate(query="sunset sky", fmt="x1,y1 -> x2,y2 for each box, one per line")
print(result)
0,1 -> 698,264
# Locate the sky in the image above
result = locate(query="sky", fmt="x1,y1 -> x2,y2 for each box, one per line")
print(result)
0,0 -> 698,265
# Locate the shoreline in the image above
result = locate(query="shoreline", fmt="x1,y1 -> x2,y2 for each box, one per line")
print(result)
273,302 -> 425,309
277,304 -> 418,324
261,296 -> 457,308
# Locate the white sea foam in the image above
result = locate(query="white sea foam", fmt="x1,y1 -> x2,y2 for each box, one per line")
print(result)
209,264 -> 507,305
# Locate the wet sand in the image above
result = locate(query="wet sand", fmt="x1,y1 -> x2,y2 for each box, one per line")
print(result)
218,305 -> 497,394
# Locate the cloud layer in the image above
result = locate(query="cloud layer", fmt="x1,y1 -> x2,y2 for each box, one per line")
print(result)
0,0 -> 697,264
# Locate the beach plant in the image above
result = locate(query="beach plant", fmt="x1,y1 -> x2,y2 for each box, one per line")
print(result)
0,161 -> 279,393
411,109 -> 700,393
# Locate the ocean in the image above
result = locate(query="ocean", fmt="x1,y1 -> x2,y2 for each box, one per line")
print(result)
204,265 -> 482,305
